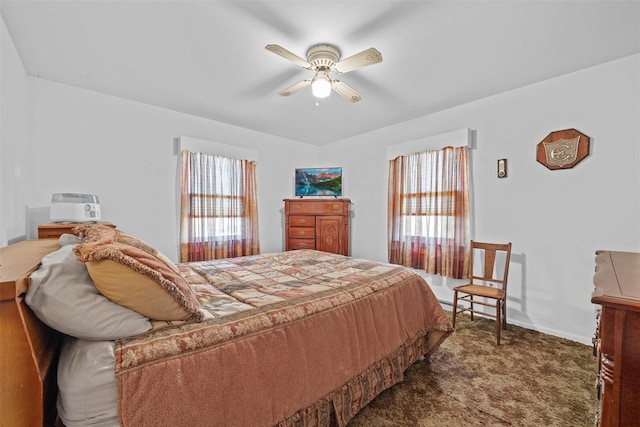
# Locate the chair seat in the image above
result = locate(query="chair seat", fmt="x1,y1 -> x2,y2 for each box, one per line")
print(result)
453,283 -> 505,299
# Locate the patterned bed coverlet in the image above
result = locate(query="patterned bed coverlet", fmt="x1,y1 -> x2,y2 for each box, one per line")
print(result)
115,250 -> 453,427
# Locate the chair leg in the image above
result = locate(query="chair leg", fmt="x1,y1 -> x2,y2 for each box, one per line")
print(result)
496,300 -> 501,345
452,291 -> 458,328
502,298 -> 507,330
469,296 -> 474,321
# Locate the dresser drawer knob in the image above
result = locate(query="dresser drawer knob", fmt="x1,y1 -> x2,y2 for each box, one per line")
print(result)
298,231 -> 306,236
332,205 -> 339,210
299,243 -> 306,248
299,219 -> 306,224
293,205 -> 300,210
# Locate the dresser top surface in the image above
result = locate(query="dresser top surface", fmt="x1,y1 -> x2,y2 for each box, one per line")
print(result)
592,250 -> 640,306
38,221 -> 114,228
284,198 -> 350,202
0,239 -> 60,296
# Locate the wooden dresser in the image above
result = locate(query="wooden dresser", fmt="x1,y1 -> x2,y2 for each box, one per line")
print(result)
284,198 -> 350,256
38,222 -> 116,239
591,250 -> 640,427
0,239 -> 62,427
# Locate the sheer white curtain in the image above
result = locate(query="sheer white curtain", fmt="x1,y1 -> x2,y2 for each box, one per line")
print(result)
180,150 -> 260,262
388,146 -> 470,278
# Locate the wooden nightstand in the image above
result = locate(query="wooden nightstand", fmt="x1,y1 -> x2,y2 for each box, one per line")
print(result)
37,222 -> 116,239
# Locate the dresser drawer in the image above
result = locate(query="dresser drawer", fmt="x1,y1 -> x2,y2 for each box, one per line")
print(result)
288,200 -> 348,215
289,239 -> 316,250
38,229 -> 69,239
289,216 -> 315,227
289,227 -> 315,239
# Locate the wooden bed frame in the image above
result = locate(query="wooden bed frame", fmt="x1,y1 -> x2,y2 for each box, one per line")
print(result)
0,239 -> 62,426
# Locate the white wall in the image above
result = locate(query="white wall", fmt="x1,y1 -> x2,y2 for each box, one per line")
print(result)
322,54 -> 640,344
26,78 -> 316,258
0,16 -> 32,246
2,9 -> 638,344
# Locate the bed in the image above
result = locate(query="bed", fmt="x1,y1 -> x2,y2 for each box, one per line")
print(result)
0,224 -> 453,427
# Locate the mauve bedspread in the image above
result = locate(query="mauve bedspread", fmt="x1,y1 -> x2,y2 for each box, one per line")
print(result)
115,250 -> 453,427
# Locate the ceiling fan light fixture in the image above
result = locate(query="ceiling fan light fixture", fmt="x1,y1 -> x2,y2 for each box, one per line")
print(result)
311,67 -> 332,98
312,76 -> 332,98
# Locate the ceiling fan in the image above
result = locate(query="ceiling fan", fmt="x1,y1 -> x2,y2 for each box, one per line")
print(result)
265,43 -> 382,103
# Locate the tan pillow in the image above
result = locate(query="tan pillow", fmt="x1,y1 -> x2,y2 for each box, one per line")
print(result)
86,260 -> 191,320
74,224 -> 203,322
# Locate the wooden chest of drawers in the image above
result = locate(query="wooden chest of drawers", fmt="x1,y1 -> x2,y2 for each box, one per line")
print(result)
284,199 -> 350,256
592,250 -> 640,427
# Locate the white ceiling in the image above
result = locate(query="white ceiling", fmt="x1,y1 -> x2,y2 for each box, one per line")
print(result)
2,0 -> 639,145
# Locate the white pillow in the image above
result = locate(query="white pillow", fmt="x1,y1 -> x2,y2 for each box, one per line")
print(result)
57,337 -> 119,427
26,236 -> 152,340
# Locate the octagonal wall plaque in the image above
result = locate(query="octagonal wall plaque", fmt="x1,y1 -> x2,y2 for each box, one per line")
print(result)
536,128 -> 590,170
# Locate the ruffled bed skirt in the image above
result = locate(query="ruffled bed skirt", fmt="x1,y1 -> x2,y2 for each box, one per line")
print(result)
278,331 -> 444,427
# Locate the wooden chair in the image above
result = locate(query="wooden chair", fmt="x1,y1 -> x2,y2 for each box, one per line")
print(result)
452,241 -> 512,345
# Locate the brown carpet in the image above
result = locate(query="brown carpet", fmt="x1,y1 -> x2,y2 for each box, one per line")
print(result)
348,311 -> 598,426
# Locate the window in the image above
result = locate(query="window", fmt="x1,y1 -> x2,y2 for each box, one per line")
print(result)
180,151 -> 260,262
388,146 -> 470,278
401,189 -> 458,240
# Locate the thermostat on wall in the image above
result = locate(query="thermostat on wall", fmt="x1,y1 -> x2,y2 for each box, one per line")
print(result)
497,159 -> 508,178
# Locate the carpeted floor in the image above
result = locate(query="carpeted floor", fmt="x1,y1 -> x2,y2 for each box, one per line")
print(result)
348,312 -> 598,426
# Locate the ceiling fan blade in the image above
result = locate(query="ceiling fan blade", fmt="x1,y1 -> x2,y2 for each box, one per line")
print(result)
334,48 -> 382,74
277,79 -> 312,97
332,80 -> 362,103
265,44 -> 312,69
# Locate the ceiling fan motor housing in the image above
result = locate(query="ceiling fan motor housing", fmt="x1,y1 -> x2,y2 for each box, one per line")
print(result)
306,44 -> 340,70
